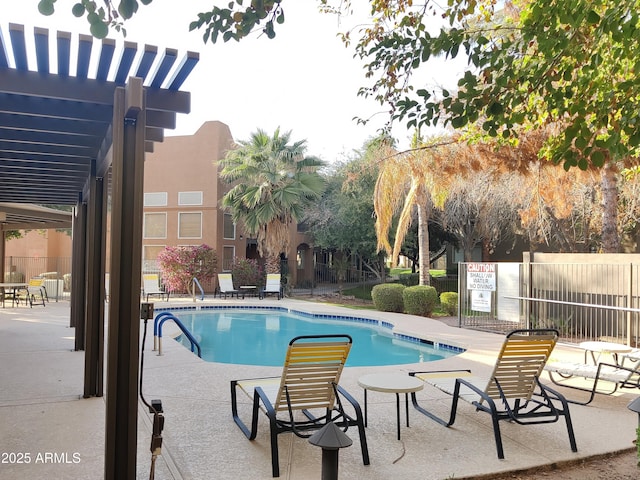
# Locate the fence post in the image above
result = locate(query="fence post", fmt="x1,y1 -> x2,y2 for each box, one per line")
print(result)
628,263 -> 633,347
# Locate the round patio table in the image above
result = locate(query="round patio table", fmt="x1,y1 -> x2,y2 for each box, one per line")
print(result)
357,373 -> 424,440
579,341 -> 633,366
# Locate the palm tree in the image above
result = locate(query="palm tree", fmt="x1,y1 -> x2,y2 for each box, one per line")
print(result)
373,135 -> 452,286
218,128 -> 326,273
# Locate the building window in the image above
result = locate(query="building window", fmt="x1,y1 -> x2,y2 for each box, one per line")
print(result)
178,212 -> 202,239
223,213 -> 235,240
297,248 -> 305,269
178,191 -> 203,206
222,246 -> 235,271
144,192 -> 168,207
144,213 -> 167,239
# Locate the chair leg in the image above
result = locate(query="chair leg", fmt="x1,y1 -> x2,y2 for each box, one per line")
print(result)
485,400 -> 505,460
451,379 -> 505,459
540,383 -> 578,453
335,385 -> 370,466
230,381 -> 282,477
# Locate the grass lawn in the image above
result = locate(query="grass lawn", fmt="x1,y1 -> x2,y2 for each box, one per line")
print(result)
389,268 -> 447,278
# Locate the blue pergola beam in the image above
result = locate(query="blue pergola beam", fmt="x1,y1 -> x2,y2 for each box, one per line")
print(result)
57,31 -> 71,77
9,24 -> 28,71
34,27 -> 49,73
114,41 -> 137,85
77,34 -> 93,79
96,38 -> 116,81
167,51 -> 199,91
134,44 -> 157,79
149,48 -> 177,88
0,30 -> 8,68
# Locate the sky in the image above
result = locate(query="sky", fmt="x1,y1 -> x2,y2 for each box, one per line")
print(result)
3,1 -> 462,162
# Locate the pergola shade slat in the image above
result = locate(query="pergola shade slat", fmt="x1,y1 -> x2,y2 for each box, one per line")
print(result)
0,23 -> 198,205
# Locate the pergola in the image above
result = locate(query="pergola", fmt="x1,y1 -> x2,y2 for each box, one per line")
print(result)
0,23 -> 198,479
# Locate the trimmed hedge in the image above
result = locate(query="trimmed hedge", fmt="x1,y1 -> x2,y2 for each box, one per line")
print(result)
397,273 -> 419,287
403,285 -> 438,317
440,291 -> 459,316
371,283 -> 405,312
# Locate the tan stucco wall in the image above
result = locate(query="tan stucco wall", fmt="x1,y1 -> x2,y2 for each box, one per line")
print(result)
143,121 -> 241,270
5,229 -> 71,259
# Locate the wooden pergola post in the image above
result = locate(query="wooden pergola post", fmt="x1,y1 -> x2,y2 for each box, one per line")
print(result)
84,160 -> 105,398
105,78 -> 146,480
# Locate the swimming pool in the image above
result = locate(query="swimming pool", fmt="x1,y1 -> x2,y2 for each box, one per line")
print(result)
167,307 -> 463,366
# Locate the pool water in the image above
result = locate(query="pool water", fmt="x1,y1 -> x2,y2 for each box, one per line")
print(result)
172,308 -> 462,366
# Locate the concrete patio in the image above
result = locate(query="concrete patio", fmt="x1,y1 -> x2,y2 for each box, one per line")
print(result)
0,298 -> 637,479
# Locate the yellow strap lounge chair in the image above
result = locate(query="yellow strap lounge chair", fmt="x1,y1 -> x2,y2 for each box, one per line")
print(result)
230,334 -> 369,477
142,274 -> 169,302
17,278 -> 47,307
410,329 -> 577,459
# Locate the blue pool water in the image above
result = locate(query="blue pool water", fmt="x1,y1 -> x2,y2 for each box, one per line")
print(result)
170,308 -> 463,366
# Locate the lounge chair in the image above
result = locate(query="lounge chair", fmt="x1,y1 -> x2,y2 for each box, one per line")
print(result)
17,278 -> 47,307
0,286 -> 16,307
259,273 -> 283,299
544,352 -> 640,405
142,274 -> 169,302
409,329 -> 577,459
217,273 -> 241,298
230,334 -> 369,477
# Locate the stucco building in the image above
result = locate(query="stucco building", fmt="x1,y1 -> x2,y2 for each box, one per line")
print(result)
7,120 -> 314,291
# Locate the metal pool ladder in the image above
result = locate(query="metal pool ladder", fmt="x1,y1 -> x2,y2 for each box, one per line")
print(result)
153,312 -> 202,358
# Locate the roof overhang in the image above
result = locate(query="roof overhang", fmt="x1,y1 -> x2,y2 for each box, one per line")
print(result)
0,202 -> 72,230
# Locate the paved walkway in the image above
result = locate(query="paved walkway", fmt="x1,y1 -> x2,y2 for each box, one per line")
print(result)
0,298 -> 637,479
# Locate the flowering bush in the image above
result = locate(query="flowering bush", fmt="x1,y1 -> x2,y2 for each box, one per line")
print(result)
157,244 -> 217,293
230,257 -> 264,288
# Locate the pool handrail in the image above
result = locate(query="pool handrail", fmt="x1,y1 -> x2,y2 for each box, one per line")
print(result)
192,277 -> 205,301
153,312 -> 202,358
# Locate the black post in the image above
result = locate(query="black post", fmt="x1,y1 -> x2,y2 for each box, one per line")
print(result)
308,422 -> 352,480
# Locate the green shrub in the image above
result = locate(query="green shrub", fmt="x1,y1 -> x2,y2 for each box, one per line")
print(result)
398,272 -> 419,286
371,283 -> 405,312
403,285 -> 438,317
230,257 -> 264,289
440,291 -> 459,316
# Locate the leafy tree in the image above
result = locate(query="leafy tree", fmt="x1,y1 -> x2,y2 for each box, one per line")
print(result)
349,0 -> 640,251
41,0 -> 640,169
157,244 -> 217,293
304,142 -> 384,278
42,0 -> 640,252
440,170 -> 521,261
3,231 -> 22,241
397,216 -> 457,272
219,128 -> 325,273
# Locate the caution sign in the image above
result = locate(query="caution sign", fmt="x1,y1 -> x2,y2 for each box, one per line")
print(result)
466,263 -> 496,292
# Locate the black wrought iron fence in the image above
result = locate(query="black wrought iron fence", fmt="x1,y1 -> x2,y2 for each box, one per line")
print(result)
458,262 -> 640,346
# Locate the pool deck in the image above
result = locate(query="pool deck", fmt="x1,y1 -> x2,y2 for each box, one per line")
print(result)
0,297 -> 638,479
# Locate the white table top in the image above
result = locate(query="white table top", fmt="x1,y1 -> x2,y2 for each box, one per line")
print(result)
0,283 -> 27,288
579,341 -> 633,354
358,373 -> 424,393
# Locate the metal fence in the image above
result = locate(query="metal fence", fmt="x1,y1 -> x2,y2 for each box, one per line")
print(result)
458,262 -> 640,346
3,256 -> 72,300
